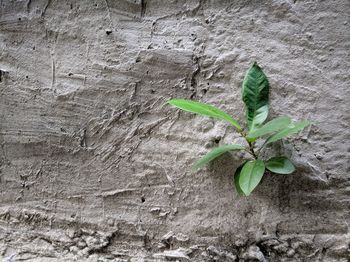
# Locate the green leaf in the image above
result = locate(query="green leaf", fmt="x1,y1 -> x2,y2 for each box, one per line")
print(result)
192,144 -> 245,171
167,99 -> 242,131
234,162 -> 247,196
265,156 -> 295,174
264,120 -> 310,145
242,62 -> 269,131
247,116 -> 291,139
250,105 -> 269,131
239,160 -> 265,196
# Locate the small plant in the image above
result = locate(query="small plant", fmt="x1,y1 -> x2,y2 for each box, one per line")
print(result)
167,62 -> 310,196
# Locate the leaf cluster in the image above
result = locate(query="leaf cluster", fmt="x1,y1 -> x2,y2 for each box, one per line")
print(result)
167,62 -> 310,196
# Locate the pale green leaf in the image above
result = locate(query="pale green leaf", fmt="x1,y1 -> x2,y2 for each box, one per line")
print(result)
250,105 -> 269,131
167,99 -> 242,130
239,160 -> 265,196
192,144 -> 245,170
247,116 -> 291,139
242,62 -> 269,131
265,120 -> 311,145
265,156 -> 295,174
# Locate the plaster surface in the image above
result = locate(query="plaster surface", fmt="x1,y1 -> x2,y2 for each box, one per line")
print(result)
0,0 -> 349,261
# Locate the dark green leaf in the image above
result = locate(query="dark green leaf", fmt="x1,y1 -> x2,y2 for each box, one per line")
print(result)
239,160 -> 265,196
192,144 -> 245,170
167,99 -> 242,130
247,116 -> 291,139
242,62 -> 269,131
265,156 -> 295,174
234,162 -> 247,196
264,120 -> 310,145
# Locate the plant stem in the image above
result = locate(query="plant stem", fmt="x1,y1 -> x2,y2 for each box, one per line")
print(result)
239,130 -> 258,159
248,141 -> 258,159
256,146 -> 263,156
244,148 -> 255,157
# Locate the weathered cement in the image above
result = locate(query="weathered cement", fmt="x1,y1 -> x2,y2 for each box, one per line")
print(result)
0,0 -> 349,261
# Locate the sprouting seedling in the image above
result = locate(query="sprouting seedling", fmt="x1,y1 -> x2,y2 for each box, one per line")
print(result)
167,62 -> 311,196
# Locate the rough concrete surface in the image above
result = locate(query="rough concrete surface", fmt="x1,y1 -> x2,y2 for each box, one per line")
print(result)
0,0 -> 349,261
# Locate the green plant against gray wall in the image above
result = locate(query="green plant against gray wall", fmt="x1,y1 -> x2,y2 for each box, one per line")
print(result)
167,62 -> 310,196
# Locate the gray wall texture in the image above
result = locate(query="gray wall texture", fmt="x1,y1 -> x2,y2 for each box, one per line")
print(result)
0,0 -> 349,261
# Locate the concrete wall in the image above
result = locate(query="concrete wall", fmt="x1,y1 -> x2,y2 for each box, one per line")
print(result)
0,0 -> 349,261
